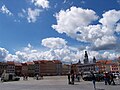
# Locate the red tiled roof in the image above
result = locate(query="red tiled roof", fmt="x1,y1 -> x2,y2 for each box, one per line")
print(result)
21,63 -> 27,66
96,60 -> 118,65
33,60 -> 47,64
7,61 -> 14,65
40,60 -> 48,64
15,63 -> 22,66
33,61 -> 39,64
33,60 -> 62,64
26,62 -> 34,65
106,60 -> 112,64
53,60 -> 62,64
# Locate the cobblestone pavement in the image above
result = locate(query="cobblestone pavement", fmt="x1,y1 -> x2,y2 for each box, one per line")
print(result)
0,76 -> 120,90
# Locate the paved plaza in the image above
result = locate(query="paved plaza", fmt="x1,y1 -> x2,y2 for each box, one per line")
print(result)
0,76 -> 120,90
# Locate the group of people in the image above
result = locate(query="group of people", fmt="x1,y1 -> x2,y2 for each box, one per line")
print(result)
67,70 -> 81,85
23,74 -> 28,80
86,71 -> 119,90
67,70 -> 120,90
104,72 -> 116,85
35,74 -> 43,80
22,73 -> 44,80
91,71 -> 120,90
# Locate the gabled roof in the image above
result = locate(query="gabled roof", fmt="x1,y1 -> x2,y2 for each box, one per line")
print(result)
40,60 -> 48,64
21,63 -> 27,66
96,60 -> 118,65
53,60 -> 62,64
33,60 -> 39,64
33,60 -> 48,64
7,61 -> 15,65
15,63 -> 22,66
26,62 -> 34,65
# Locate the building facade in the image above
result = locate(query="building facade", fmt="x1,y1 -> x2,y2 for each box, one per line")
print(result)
26,62 -> 35,77
6,61 -> 15,74
0,62 -> 7,76
77,63 -> 96,73
53,60 -> 62,75
34,60 -> 62,76
21,63 -> 28,76
15,63 -> 22,76
62,64 -> 71,75
33,61 -> 41,76
96,60 -> 119,73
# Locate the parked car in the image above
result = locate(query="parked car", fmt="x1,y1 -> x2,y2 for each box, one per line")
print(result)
83,74 -> 92,81
83,73 -> 104,81
1,73 -> 20,82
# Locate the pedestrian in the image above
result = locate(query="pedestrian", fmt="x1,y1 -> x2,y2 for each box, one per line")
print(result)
25,74 -> 28,80
109,73 -> 115,85
23,74 -> 25,80
67,72 -> 71,84
90,71 -> 96,90
36,74 -> 39,80
104,72 -> 111,85
71,73 -> 75,85
70,69 -> 74,85
77,73 -> 80,82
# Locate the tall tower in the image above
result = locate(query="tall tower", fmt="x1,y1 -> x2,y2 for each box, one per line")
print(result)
78,59 -> 81,64
93,56 -> 96,63
84,51 -> 89,64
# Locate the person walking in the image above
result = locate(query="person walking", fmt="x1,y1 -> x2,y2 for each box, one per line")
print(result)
36,74 -> 39,80
71,73 -> 75,85
104,72 -> 111,85
109,73 -> 115,85
67,73 -> 71,84
91,71 -> 96,90
70,69 -> 75,85
77,73 -> 80,82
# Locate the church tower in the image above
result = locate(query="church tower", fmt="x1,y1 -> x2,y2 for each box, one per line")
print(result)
93,56 -> 96,63
84,51 -> 89,64
78,59 -> 81,64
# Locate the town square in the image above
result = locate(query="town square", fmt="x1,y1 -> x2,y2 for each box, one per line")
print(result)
0,0 -> 120,90
0,76 -> 120,90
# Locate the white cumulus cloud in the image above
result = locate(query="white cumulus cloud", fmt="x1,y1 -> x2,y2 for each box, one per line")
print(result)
0,48 -> 9,60
52,7 -> 120,48
31,0 -> 49,9
41,37 -> 67,49
99,10 -> 120,29
5,54 -> 19,62
0,5 -> 13,16
27,8 -> 41,23
0,41 -> 120,63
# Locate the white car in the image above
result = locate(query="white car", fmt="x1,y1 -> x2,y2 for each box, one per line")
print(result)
1,73 -> 20,82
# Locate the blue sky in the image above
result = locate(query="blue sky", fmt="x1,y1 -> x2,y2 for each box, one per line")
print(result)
0,0 -> 120,63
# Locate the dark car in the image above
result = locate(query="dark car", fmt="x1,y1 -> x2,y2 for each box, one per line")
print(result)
83,74 -> 92,81
83,74 -> 104,81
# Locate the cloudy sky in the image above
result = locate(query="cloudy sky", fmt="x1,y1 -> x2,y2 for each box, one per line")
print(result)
0,0 -> 120,63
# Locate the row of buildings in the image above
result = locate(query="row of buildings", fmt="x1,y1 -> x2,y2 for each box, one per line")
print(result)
73,59 -> 120,74
75,51 -> 120,74
0,60 -> 62,77
0,51 -> 120,76
0,58 -> 120,77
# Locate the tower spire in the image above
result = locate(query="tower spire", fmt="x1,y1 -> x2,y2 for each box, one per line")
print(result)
93,56 -> 96,63
78,59 -> 81,64
84,51 -> 89,64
